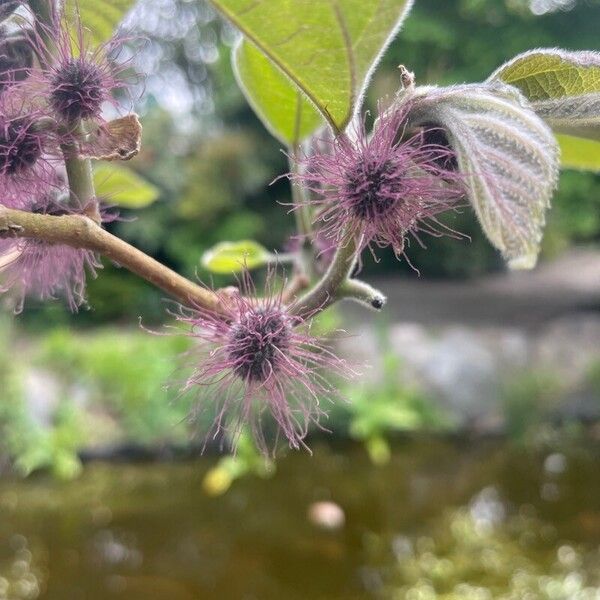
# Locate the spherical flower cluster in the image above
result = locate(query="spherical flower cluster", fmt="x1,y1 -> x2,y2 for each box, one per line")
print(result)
0,92 -> 63,203
292,103 -> 466,261
31,16 -> 129,125
176,275 -> 350,453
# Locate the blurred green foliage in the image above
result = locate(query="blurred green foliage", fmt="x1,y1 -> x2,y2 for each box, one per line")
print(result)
37,327 -> 194,444
94,163 -> 160,209
0,320 -> 84,479
201,239 -> 273,274
502,371 -> 562,441
0,321 -> 195,478
345,327 -> 450,465
65,0 -> 136,46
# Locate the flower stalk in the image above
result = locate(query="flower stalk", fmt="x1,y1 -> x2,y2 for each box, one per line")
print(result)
61,123 -> 99,220
290,230 -> 358,318
288,149 -> 315,282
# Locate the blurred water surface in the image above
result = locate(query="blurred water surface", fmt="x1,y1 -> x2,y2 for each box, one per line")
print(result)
0,438 -> 599,599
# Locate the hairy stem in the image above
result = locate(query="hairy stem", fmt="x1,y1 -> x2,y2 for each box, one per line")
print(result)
62,123 -> 100,221
0,207 -> 222,312
288,150 -> 315,280
289,152 -> 312,240
289,233 -> 357,319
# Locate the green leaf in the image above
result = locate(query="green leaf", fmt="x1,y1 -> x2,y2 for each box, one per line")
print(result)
233,43 -> 323,144
212,0 -> 414,144
94,163 -> 160,208
404,82 -> 559,269
490,49 -> 600,101
201,240 -> 272,274
557,134 -> 600,173
66,0 -> 135,46
490,49 -> 600,146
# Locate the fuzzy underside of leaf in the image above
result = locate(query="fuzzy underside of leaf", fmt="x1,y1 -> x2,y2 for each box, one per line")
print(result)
403,82 -> 560,269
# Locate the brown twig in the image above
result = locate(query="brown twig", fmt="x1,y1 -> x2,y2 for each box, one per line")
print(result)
0,206 -> 222,313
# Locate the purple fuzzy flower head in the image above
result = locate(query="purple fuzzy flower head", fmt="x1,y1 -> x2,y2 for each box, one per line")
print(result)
292,103 -> 466,260
0,113 -> 43,176
31,12 -> 131,124
0,93 -> 59,206
0,192 -> 104,312
177,273 -> 349,453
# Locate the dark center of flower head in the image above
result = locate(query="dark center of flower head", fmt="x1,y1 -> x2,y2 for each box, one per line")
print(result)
0,117 -> 42,175
344,159 -> 402,221
50,59 -> 105,121
227,308 -> 291,382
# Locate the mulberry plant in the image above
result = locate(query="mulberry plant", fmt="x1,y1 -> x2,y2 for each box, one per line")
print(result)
1,0 -> 599,453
